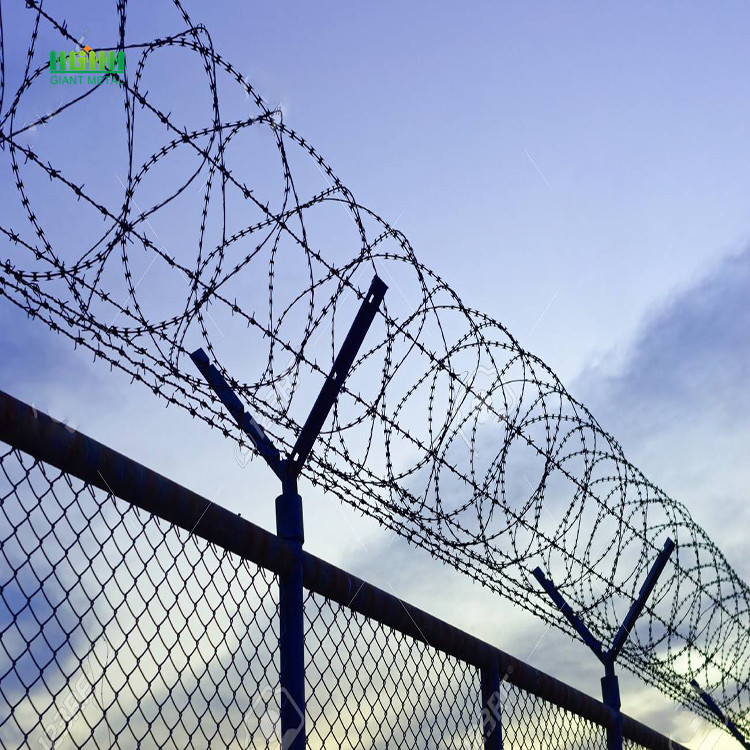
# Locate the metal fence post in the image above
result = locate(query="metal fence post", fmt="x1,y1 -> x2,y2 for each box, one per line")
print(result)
276,477 -> 306,750
533,538 -> 675,750
602,661 -> 623,750
481,659 -> 503,750
191,277 -> 388,750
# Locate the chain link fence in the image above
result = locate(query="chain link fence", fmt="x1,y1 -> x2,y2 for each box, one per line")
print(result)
0,445 -> 279,748
305,592 -> 480,748
0,392 -> 689,749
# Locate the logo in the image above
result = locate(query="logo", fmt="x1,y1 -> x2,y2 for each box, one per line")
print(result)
37,634 -> 114,749
242,685 -> 304,749
49,46 -> 124,85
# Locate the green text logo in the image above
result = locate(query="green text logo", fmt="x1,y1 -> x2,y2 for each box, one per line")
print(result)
49,46 -> 124,85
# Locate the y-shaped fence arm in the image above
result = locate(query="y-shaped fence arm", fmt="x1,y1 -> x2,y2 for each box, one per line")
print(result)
690,679 -> 750,749
190,274 -> 387,750
532,538 -> 675,750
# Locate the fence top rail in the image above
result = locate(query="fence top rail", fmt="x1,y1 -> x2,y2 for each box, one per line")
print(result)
0,389 -> 687,750
0,389 -> 294,576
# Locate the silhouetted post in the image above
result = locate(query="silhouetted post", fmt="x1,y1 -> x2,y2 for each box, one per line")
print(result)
690,679 -> 750,750
276,472 -> 305,750
481,658 -> 503,749
191,275 -> 387,750
601,660 -> 622,750
533,537 -> 675,750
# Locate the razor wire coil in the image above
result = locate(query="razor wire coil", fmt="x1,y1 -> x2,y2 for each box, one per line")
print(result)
0,0 -> 748,738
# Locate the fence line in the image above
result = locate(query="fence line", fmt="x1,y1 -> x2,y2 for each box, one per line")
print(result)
3,4 -> 749,729
0,389 -> 688,749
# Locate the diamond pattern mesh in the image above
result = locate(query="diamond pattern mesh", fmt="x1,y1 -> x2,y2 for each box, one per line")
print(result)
502,682 -> 606,749
0,443 -> 687,749
0,447 -> 278,748
304,591 -> 482,748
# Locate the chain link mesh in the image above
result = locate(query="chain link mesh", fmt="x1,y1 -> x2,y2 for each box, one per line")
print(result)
625,741 -> 656,750
0,440 -> 689,749
304,591 -> 482,748
502,683 -> 607,749
0,446 -> 279,749
1,2 -> 748,732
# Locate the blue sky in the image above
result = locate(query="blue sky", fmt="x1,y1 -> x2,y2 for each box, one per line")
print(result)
205,0 -> 750,380
2,2 -> 750,747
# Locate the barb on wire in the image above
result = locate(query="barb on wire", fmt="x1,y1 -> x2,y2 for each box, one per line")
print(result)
0,1 -> 748,739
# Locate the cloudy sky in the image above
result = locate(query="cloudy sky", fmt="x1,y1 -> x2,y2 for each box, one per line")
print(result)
2,1 -> 749,748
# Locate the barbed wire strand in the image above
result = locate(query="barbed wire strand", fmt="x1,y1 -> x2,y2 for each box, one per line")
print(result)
0,0 -> 748,740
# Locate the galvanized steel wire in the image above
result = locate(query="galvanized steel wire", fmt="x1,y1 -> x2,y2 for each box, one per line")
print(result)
0,0 -> 747,738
